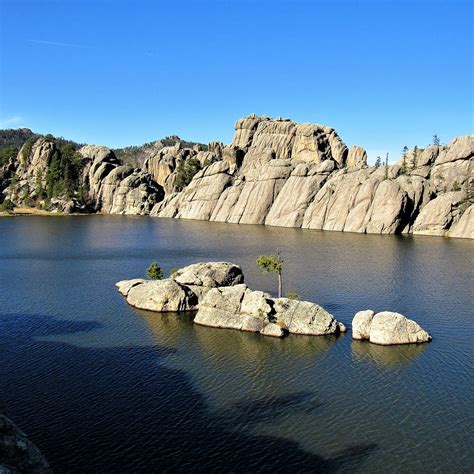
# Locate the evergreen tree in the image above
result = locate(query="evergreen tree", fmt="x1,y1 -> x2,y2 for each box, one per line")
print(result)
401,146 -> 409,174
433,134 -> 440,145
374,156 -> 382,168
147,262 -> 164,280
412,145 -> 418,170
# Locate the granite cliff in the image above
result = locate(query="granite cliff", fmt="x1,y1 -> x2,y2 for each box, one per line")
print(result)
152,115 -> 473,239
1,116 -> 472,238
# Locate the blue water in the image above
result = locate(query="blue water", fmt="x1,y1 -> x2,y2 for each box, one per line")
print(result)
0,216 -> 473,472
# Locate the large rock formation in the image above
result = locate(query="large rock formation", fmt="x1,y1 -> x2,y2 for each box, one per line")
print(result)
117,262 -> 346,338
116,262 -> 244,312
1,138 -> 164,214
1,117 -> 472,238
352,310 -> 432,345
152,116 -> 473,239
0,414 -> 51,473
80,145 -> 164,214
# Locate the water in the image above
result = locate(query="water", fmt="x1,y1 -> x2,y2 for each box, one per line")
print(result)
0,216 -> 472,473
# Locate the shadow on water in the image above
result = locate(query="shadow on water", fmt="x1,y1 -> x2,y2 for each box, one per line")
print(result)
351,340 -> 428,368
0,313 -> 378,473
220,392 -> 322,426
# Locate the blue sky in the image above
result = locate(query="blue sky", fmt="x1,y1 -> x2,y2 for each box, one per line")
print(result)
0,0 -> 472,163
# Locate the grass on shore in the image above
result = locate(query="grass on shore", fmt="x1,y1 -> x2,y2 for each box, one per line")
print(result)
0,207 -> 71,217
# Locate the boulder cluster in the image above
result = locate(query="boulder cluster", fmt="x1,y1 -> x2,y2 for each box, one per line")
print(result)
117,262 -> 432,345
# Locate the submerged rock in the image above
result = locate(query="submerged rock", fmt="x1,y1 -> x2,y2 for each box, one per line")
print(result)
352,310 -> 432,345
0,414 -> 51,473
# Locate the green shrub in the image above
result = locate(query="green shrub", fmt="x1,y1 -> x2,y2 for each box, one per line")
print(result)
169,267 -> 180,278
1,199 -> 14,213
175,157 -> 202,191
452,180 -> 461,192
286,291 -> 300,300
0,146 -> 18,167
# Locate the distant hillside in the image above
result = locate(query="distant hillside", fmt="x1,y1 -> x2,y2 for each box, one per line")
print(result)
0,129 -> 83,152
114,135 -> 207,168
0,128 -> 41,150
0,129 -> 207,169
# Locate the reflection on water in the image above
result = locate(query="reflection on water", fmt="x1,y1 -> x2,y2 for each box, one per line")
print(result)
351,340 -> 427,368
0,216 -> 473,473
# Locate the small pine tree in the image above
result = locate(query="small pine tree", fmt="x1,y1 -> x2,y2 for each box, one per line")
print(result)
374,156 -> 382,168
432,134 -> 440,146
412,145 -> 418,170
256,252 -> 284,298
384,153 -> 389,180
146,262 -> 163,280
401,146 -> 409,174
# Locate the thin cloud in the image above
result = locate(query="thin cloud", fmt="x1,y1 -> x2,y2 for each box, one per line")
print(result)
0,115 -> 25,128
29,39 -> 89,49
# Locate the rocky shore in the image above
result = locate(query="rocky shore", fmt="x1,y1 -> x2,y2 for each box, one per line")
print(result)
1,115 -> 472,238
0,414 -> 51,473
117,262 -> 432,345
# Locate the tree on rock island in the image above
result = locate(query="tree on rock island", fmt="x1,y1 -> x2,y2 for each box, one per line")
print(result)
256,252 -> 284,298
146,262 -> 163,280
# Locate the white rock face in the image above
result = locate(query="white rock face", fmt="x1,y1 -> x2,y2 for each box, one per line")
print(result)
352,310 -> 432,345
352,310 -> 376,340
150,116 -> 472,239
346,146 -> 367,168
115,278 -> 146,296
413,192 -> 464,236
126,279 -> 197,312
449,204 -> 474,239
194,286 -> 344,338
273,298 -> 341,336
80,145 -> 164,214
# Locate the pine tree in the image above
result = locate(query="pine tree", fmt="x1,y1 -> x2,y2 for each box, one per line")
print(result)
146,262 -> 164,280
401,146 -> 409,174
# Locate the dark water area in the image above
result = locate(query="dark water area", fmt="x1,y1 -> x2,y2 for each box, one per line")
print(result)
0,216 -> 472,473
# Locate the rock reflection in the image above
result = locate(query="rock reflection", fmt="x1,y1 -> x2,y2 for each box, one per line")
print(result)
351,340 -> 427,368
138,305 -> 338,359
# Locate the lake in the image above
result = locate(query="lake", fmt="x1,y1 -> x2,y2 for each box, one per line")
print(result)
0,216 -> 472,472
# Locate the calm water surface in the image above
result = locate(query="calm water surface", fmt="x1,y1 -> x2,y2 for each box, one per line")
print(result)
0,216 -> 472,473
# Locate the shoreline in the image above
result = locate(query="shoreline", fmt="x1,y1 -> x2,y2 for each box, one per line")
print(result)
1,208 -> 472,240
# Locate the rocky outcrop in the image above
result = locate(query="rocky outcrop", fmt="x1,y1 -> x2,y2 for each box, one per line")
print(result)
193,285 -> 346,337
2,117 -> 472,238
1,138 -> 165,215
80,145 -> 164,214
346,146 -> 367,169
116,262 -> 244,312
0,414 -> 51,473
412,192 -> 465,236
449,204 -> 474,238
116,262 -> 346,338
152,115 -> 473,239
352,310 -> 431,345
